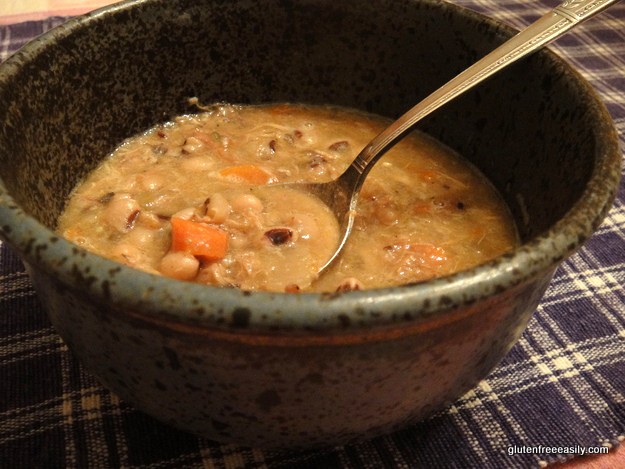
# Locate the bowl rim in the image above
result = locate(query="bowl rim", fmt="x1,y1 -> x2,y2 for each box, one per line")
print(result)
0,0 -> 621,335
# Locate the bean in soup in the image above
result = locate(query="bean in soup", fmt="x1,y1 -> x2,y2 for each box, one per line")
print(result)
57,103 -> 518,292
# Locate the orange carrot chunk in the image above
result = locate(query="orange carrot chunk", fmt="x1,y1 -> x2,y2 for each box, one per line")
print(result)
219,165 -> 275,185
170,217 -> 228,262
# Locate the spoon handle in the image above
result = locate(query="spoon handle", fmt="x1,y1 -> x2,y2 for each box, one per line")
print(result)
349,0 -> 620,177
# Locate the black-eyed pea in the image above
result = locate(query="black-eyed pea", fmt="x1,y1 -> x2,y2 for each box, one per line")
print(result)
264,227 -> 297,246
103,193 -> 141,232
137,172 -> 166,191
125,227 -> 159,249
181,156 -> 214,172
230,193 -> 264,213
159,251 -> 200,281
111,242 -> 143,266
203,193 -> 231,223
181,136 -> 205,154
171,207 -> 197,221
335,277 -> 364,292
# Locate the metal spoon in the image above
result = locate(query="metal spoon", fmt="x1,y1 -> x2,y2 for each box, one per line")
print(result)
294,0 -> 621,276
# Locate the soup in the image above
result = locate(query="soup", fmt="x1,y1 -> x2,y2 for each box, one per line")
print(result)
57,103 -> 518,292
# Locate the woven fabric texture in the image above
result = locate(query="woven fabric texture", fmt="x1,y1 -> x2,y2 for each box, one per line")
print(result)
1,1 -> 624,467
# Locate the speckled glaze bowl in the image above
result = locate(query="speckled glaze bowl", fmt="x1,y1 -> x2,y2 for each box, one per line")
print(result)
0,0 -> 621,448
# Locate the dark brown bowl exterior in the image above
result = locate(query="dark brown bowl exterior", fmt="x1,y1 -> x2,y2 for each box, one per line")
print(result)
0,0 -> 620,448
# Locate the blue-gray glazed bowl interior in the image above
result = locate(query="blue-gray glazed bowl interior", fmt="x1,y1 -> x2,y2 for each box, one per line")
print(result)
0,0 -> 621,448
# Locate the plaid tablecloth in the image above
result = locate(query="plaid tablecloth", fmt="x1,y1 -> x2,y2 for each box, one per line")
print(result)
1,1 -> 624,468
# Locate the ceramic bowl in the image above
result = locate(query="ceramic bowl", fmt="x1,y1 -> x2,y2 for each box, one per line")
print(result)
0,0 -> 620,448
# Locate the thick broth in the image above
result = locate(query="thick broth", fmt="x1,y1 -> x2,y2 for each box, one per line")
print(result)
58,103 -> 518,292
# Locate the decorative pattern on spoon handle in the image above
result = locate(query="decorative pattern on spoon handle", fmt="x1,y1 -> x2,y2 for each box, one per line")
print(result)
557,0 -> 614,20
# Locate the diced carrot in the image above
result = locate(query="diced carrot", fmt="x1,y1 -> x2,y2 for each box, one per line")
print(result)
170,217 -> 228,262
219,165 -> 275,185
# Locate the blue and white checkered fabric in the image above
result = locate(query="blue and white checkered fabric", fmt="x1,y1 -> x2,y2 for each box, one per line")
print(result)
1,1 -> 624,467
